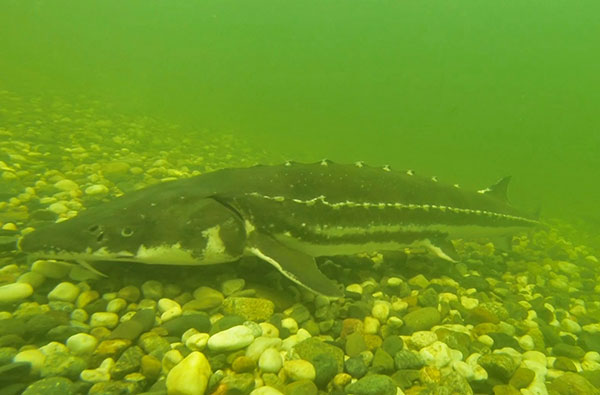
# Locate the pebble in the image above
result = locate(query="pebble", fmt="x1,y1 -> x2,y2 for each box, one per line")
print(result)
344,374 -> 397,395
509,367 -> 535,389
31,260 -> 70,279
410,331 -> 438,349
283,359 -> 316,381
48,282 -> 80,302
117,286 -> 140,303
166,351 -> 212,395
85,184 -> 109,195
158,298 -> 180,313
141,280 -> 163,300
281,317 -> 299,334
22,377 -> 75,395
250,387 -> 284,395
208,325 -> 255,352
106,298 -> 127,313
371,301 -> 390,322
402,307 -> 441,332
259,348 -> 283,373
222,297 -> 275,321
66,333 -> 98,355
221,278 -> 245,296
54,179 -> 79,191
0,282 -> 33,304
246,336 -> 283,360
76,290 -> 100,308
90,312 -> 120,329
190,286 -> 224,310
420,341 -> 453,369
461,296 -> 479,310
13,348 -> 46,375
17,271 -> 46,288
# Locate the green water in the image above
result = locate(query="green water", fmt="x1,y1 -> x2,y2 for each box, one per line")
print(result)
1,0 -> 599,223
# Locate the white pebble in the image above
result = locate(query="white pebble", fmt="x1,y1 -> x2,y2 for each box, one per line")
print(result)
582,359 -> 600,371
48,202 -> 69,215
250,387 -> 284,395
161,306 -> 182,322
158,298 -> 180,313
185,333 -> 210,351
208,325 -> 255,352
85,184 -> 109,195
48,282 -> 80,302
80,368 -> 110,383
410,331 -> 438,349
419,341 -> 452,369
17,271 -> 46,288
246,337 -> 283,361
477,335 -> 494,347
166,352 -> 212,395
585,351 -> 600,363
259,348 -> 283,373
71,308 -> 89,323
0,282 -> 33,304
67,333 -> 98,355
345,283 -> 363,294
363,316 -> 380,335
90,312 -> 120,328
371,301 -> 390,322
283,359 -> 316,381
452,360 -> 474,380
259,322 -> 279,338
560,318 -> 582,334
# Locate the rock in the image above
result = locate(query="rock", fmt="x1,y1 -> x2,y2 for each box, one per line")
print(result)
440,371 -> 473,395
141,354 -> 162,381
111,346 -> 145,379
232,355 -> 257,373
66,333 -> 98,355
311,352 -> 338,388
554,356 -> 578,372
219,372 -> 255,394
208,325 -> 255,352
509,367 -> 535,389
246,337 -> 282,361
402,307 -> 441,332
409,331 -> 438,349
92,339 -> 131,366
221,278 -> 245,296
106,298 -> 127,313
345,356 -> 368,378
382,336 -> 404,356
419,341 -> 452,369
31,260 -> 70,279
85,184 -> 109,195
285,379 -> 318,395
13,349 -> 45,375
478,353 -> 517,382
40,351 -> 86,380
48,282 -> 80,302
344,374 -> 397,395
371,348 -> 394,374
161,312 -> 211,337
138,332 -> 170,359
249,386 -> 284,395
258,348 -> 283,373
166,351 -> 212,395
548,372 -> 600,395
54,179 -> 79,191
294,337 -> 344,372
90,312 -> 119,329
141,280 -> 163,300
0,282 -> 33,304
22,377 -> 75,395
283,360 -> 316,381
109,309 -> 155,340
345,332 -> 368,357
553,343 -> 586,359
117,285 -> 140,302
394,349 -> 424,370
223,297 -> 275,321
189,286 -> 224,310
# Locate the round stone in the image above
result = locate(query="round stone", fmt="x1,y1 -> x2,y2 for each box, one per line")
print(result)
48,282 -> 80,302
283,360 -> 316,381
117,286 -> 140,303
221,278 -> 245,296
208,325 -> 255,352
259,348 -> 283,373
106,298 -> 127,313
0,282 -> 33,304
90,312 -> 120,329
85,185 -> 109,195
66,333 -> 98,355
141,280 -> 163,300
158,298 -> 180,313
166,351 -> 212,395
31,260 -> 70,279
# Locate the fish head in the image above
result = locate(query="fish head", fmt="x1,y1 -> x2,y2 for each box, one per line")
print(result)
18,192 -> 247,265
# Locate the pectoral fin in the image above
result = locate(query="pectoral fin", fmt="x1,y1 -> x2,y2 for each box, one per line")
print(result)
246,232 -> 343,298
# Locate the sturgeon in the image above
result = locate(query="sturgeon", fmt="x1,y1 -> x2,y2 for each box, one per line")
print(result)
17,161 -> 539,298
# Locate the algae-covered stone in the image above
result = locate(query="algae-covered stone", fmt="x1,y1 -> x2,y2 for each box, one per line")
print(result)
548,372 -> 600,395
109,308 -> 155,341
66,333 -> 98,355
161,312 -> 211,337
344,374 -> 397,395
509,367 -> 535,389
394,349 -> 424,370
166,351 -> 212,395
553,343 -> 586,359
222,297 -> 275,321
48,282 -> 80,302
283,360 -> 316,381
22,376 -> 75,395
294,337 -> 344,372
258,348 -> 283,373
111,345 -> 145,379
478,353 -> 517,382
402,307 -> 441,333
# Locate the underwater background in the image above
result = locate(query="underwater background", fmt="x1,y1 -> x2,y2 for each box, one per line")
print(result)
1,1 -> 600,395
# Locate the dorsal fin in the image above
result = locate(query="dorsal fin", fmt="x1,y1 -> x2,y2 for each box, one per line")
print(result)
478,176 -> 511,202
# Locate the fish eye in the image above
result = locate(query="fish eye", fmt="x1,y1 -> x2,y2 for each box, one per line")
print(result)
121,227 -> 134,237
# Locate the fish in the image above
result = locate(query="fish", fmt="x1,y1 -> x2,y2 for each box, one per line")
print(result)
17,161 -> 539,298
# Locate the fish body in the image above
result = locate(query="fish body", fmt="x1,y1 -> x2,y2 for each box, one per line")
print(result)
18,162 -> 539,297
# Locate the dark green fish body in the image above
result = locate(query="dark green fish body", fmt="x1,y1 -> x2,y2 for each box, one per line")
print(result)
19,162 -> 538,297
